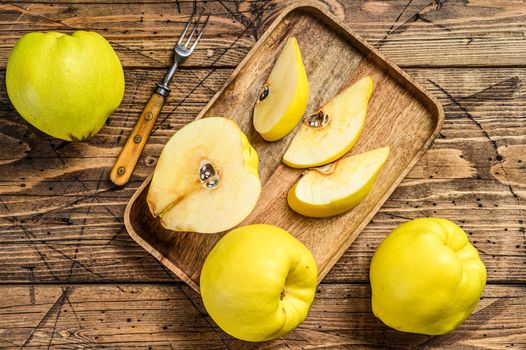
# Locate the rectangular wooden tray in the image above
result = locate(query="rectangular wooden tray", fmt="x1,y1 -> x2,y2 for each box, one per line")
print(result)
124,1 -> 444,293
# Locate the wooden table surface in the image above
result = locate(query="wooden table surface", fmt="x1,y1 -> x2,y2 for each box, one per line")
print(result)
0,0 -> 524,349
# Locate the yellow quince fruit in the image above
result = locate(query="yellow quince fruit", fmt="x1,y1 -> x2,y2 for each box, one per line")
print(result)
200,224 -> 317,342
6,31 -> 124,141
283,75 -> 373,168
147,117 -> 261,234
370,218 -> 487,335
287,147 -> 389,217
253,37 -> 308,141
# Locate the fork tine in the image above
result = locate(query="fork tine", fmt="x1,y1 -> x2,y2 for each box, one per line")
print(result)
177,6 -> 197,47
185,9 -> 204,48
189,14 -> 210,51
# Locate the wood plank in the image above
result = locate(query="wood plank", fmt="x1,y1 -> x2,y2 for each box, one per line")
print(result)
0,1 -> 264,69
1,1 -> 526,68
0,67 -> 524,284
0,283 -> 524,349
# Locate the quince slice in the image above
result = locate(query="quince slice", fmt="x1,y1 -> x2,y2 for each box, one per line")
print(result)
253,37 -> 308,141
287,146 -> 389,217
283,76 -> 374,168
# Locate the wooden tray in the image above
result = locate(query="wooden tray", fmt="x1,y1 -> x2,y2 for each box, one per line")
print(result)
124,1 -> 444,293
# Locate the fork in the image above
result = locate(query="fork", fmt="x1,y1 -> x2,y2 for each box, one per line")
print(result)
110,8 -> 210,186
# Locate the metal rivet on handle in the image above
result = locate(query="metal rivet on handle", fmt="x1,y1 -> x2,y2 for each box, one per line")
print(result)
134,135 -> 142,143
117,167 -> 125,175
145,112 -> 153,120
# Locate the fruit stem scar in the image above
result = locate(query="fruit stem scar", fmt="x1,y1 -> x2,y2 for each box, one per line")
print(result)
259,86 -> 269,101
304,111 -> 330,128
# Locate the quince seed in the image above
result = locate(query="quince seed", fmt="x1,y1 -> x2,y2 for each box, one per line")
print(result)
259,86 -> 269,101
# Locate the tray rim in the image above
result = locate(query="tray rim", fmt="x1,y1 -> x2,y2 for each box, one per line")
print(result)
124,0 -> 445,293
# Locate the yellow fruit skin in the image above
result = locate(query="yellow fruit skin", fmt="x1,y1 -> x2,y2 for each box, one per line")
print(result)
6,31 -> 124,141
254,38 -> 308,141
283,76 -> 373,168
240,129 -> 260,177
370,218 -> 487,335
200,224 -> 317,342
287,146 -> 388,218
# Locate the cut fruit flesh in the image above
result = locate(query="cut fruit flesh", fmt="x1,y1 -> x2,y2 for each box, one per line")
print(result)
283,76 -> 374,168
253,37 -> 308,141
287,146 -> 389,218
147,117 -> 261,233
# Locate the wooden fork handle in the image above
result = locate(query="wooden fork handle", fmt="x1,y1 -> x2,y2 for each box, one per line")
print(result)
110,92 -> 165,186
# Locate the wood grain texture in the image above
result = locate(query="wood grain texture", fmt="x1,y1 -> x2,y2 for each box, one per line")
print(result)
1,1 -> 526,69
0,284 -> 525,349
126,2 -> 444,292
0,0 -> 525,348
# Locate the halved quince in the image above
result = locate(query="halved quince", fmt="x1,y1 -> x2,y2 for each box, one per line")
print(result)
287,147 -> 389,218
147,117 -> 261,233
283,76 -> 374,168
253,37 -> 308,141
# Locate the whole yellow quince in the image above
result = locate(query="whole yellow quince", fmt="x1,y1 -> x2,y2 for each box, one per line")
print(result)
6,31 -> 124,141
370,218 -> 486,335
200,224 -> 317,342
